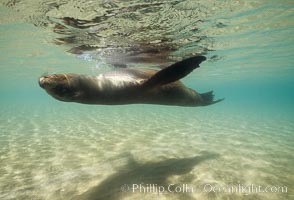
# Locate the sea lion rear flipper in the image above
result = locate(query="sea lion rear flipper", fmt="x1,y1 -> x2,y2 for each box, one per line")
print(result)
142,55 -> 206,88
201,91 -> 224,106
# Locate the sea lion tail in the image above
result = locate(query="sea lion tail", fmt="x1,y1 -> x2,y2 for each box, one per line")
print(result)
142,55 -> 206,88
200,91 -> 224,106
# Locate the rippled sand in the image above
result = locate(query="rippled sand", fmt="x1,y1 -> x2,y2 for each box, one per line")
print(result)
0,103 -> 292,200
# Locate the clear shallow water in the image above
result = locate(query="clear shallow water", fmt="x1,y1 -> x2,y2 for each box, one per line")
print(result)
0,1 -> 294,200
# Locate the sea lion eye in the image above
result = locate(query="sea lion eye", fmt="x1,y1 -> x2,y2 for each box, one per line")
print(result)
54,85 -> 72,95
61,87 -> 70,93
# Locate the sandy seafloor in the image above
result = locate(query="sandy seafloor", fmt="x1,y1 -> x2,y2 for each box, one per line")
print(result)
0,98 -> 293,200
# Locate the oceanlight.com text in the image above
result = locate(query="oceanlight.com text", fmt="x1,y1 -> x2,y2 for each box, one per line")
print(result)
120,183 -> 288,195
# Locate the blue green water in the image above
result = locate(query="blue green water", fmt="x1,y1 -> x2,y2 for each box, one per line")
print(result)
0,1 -> 294,200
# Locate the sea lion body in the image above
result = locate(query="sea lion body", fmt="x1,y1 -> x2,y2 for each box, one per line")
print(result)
39,56 -> 223,107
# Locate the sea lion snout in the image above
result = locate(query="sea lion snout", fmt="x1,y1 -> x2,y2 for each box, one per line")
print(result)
39,75 -> 56,89
39,74 -> 67,89
39,76 -> 49,89
39,74 -> 82,102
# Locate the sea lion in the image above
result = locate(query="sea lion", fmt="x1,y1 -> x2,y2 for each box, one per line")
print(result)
38,56 -> 223,106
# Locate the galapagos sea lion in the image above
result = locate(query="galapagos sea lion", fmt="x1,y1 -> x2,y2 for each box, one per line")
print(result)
38,56 -> 223,106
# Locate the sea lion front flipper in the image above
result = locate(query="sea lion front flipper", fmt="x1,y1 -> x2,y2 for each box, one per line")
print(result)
142,55 -> 206,88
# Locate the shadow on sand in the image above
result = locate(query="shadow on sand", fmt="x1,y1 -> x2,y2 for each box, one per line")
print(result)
73,152 -> 219,200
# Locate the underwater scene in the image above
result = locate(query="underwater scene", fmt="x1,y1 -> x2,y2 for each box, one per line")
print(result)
0,0 -> 293,200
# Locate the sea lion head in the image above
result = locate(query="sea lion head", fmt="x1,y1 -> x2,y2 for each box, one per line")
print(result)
39,74 -> 82,102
